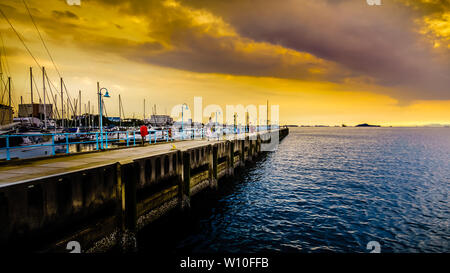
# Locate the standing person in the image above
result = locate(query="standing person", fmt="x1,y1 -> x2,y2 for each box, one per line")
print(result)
140,124 -> 148,145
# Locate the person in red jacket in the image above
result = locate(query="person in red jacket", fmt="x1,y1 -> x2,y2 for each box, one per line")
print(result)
140,124 -> 148,145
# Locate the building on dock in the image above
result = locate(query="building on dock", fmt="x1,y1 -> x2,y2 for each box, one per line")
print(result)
18,103 -> 53,120
0,104 -> 13,125
149,114 -> 173,126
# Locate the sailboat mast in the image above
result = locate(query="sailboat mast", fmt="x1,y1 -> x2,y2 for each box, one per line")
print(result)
97,82 -> 100,129
54,94 -> 57,119
88,100 -> 90,128
73,98 -> 77,126
79,90 -> 81,127
43,67 -> 47,129
60,78 -> 64,129
119,94 -> 122,127
8,77 -> 11,120
30,67 -> 33,109
67,97 -> 70,126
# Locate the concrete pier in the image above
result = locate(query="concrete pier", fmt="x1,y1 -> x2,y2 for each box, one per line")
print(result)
0,128 -> 289,252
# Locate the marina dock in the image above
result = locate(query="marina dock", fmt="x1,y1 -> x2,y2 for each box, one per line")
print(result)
0,128 -> 289,252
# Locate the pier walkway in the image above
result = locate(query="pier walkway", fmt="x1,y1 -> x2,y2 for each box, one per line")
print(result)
0,128 -> 289,252
0,139 -> 216,186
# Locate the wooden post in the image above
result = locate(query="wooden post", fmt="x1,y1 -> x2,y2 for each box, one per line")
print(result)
180,151 -> 191,210
228,141 -> 234,176
241,139 -> 245,166
117,160 -> 138,252
213,144 -> 218,181
248,136 -> 253,162
209,145 -> 218,190
256,134 -> 261,154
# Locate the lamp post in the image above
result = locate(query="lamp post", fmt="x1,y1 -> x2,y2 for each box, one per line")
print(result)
98,82 -> 110,149
181,103 -> 188,140
233,113 -> 238,135
215,111 -> 221,140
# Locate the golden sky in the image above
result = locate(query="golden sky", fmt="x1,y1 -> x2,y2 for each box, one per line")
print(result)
0,0 -> 449,126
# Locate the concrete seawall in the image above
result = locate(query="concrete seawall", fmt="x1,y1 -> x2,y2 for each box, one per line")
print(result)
0,128 -> 289,253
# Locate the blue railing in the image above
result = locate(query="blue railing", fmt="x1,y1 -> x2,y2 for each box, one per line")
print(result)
0,126 -> 275,161
0,130 -> 174,161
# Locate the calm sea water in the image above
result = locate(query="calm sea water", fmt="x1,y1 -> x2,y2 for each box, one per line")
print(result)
139,127 -> 450,253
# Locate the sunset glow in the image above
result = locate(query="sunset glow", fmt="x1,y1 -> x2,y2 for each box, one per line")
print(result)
1,0 -> 449,126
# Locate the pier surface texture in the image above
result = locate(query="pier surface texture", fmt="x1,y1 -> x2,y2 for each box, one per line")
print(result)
0,128 -> 288,252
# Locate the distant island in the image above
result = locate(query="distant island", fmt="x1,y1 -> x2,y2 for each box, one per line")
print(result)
356,123 -> 381,127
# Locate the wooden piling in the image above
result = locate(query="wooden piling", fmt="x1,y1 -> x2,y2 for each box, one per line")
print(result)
181,151 -> 191,210
117,160 -> 138,252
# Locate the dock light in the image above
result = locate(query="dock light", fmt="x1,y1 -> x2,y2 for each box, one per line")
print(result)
215,111 -> 221,140
181,103 -> 188,140
98,84 -> 111,149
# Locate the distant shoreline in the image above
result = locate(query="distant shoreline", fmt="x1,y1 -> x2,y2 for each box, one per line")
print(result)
285,125 -> 450,128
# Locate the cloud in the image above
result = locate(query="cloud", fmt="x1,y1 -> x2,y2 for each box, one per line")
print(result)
181,0 -> 450,100
52,10 -> 79,20
32,0 -> 352,82
4,0 -> 450,101
397,0 -> 449,15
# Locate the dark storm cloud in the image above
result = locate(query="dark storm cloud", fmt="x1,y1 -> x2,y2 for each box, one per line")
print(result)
181,0 -> 450,100
134,34 -> 341,81
85,0 -> 348,82
52,10 -> 79,20
398,0 -> 450,14
4,0 -> 449,101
